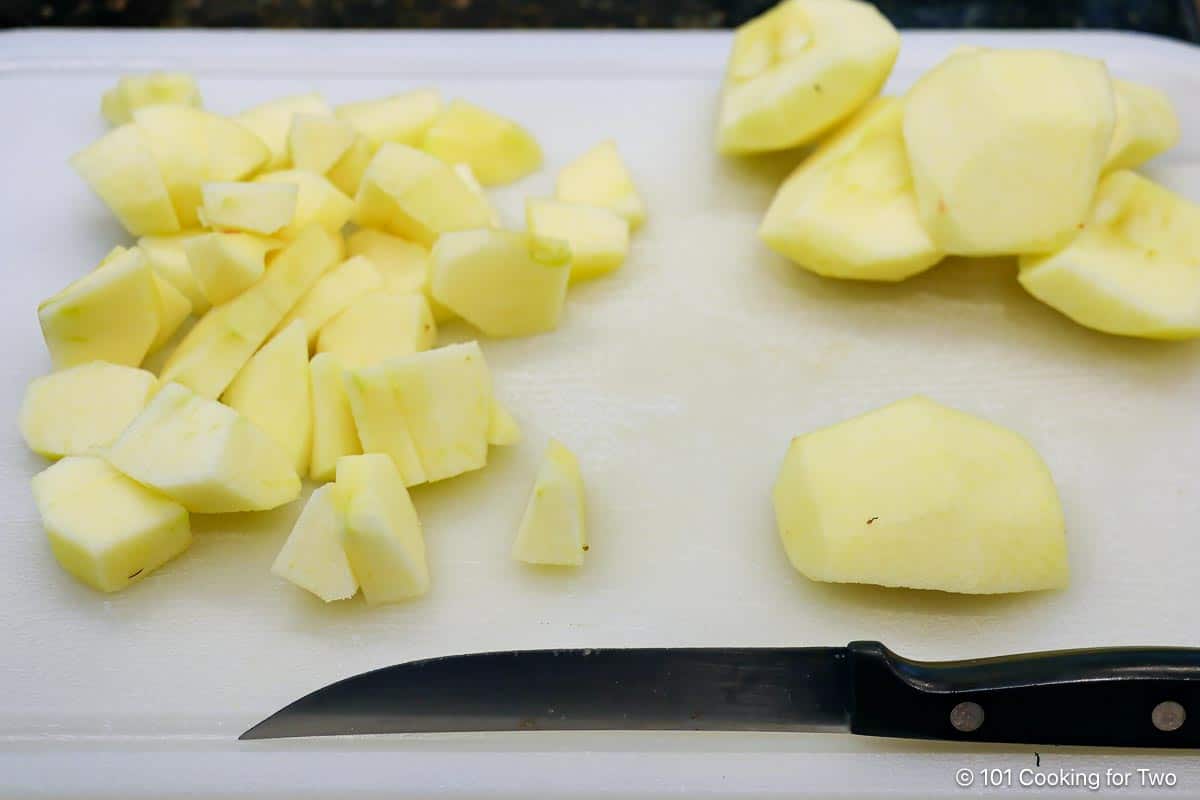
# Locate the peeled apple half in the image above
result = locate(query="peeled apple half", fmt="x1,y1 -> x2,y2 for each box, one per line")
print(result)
717,0 -> 900,155
1018,170 -> 1200,340
760,96 -> 941,281
773,396 -> 1068,594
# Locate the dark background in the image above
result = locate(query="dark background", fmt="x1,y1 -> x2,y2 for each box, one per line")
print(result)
3,0 -> 1198,42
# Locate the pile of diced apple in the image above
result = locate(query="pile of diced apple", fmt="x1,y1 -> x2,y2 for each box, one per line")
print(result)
726,0 -> 1193,340
26,76 -> 626,600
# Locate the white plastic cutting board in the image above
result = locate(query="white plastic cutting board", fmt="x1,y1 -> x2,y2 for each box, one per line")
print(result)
2,28 -> 1200,799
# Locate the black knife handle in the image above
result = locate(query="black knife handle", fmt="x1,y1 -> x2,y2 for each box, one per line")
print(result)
847,641 -> 1200,748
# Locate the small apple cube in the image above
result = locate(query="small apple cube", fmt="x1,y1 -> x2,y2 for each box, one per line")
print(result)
139,231 -> 210,314
108,382 -> 300,513
556,141 -> 645,230
512,439 -> 587,566
488,400 -> 521,446
421,100 -> 542,185
353,143 -> 494,246
33,456 -> 191,592
317,291 -> 436,369
453,163 -> 501,226
39,247 -> 161,370
184,232 -> 280,305
271,484 -> 358,602
526,198 -> 630,283
255,170 -> 354,239
223,320 -> 312,475
336,453 -> 429,605
279,256 -> 383,347
1018,171 -> 1200,339
1104,79 -> 1180,173
336,90 -> 442,149
101,72 -> 202,126
431,229 -> 571,338
288,113 -> 358,175
199,182 -> 298,235
717,0 -> 899,154
70,123 -> 180,236
309,353 -> 362,483
237,93 -> 331,170
20,362 -> 156,459
343,365 -> 427,487
325,135 -> 373,197
773,396 -> 1068,594
149,272 -> 193,355
344,228 -> 453,321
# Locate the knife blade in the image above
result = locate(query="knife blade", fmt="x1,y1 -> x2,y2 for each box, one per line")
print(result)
241,641 -> 1200,748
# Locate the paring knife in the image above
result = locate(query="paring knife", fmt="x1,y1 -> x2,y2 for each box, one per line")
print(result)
241,641 -> 1200,747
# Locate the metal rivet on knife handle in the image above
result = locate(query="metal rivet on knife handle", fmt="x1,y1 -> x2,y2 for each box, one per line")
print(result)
950,701 -> 984,733
1152,701 -> 1186,732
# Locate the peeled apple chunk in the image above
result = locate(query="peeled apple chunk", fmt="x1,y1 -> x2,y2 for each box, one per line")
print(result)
717,0 -> 899,155
1018,171 -> 1200,340
512,439 -> 587,566
343,363 -> 427,487
309,353 -> 362,482
20,362 -> 156,459
335,90 -> 442,149
70,123 -> 180,236
773,396 -> 1068,594
336,454 -> 429,605
759,97 -> 942,281
421,100 -> 542,185
149,273 -> 193,354
38,246 -> 160,370
902,48 -> 1115,256
139,232 -> 210,313
288,113 -> 358,175
200,182 -> 298,235
184,232 -> 279,305
325,136 -> 373,197
344,228 -> 452,321
526,198 -> 630,283
271,484 -> 358,602
316,291 -> 436,368
278,256 -> 384,346
237,93 -> 331,170
454,164 -> 501,227
33,456 -> 191,592
254,170 -> 354,239
431,229 -> 571,338
222,320 -> 312,475
556,141 -> 645,230
488,401 -> 521,446
108,382 -> 300,513
101,72 -> 202,126
160,225 -> 341,398
353,143 -> 494,246
1104,80 -> 1180,173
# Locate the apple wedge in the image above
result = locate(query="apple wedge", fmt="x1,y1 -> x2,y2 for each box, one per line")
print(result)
237,93 -> 331,170
70,123 -> 180,236
773,396 -> 1068,594
309,353 -> 362,482
343,366 -> 427,487
288,113 -> 358,175
278,256 -> 384,346
271,484 -> 358,602
149,272 -> 193,355
526,198 -> 629,283
512,439 -> 587,566
20,362 -> 156,459
316,291 -> 436,369
336,90 -> 442,149
421,100 -> 542,185
556,141 -> 645,230
101,72 -> 202,126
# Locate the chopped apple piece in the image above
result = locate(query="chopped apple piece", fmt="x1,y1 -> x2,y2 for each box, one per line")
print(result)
353,143 -> 494,246
108,382 -> 300,513
759,97 -> 942,281
343,365 -> 427,487
288,113 -> 358,175
1018,171 -> 1200,339
101,72 -> 202,126
70,123 -> 180,236
160,226 -> 341,398
278,256 -> 384,346
199,182 -> 298,235
20,362 -> 156,459
149,272 -> 193,354
237,93 -> 331,170
33,456 -> 191,592
453,164 -> 501,226
38,247 -> 160,370
488,400 -> 521,446
336,454 -> 429,605
422,100 -> 542,185
526,198 -> 630,283
335,90 -> 442,149
271,484 -> 358,602
184,232 -> 279,305
255,170 -> 354,239
223,321 -> 312,475
903,48 -> 1115,256
325,135 -> 373,197
431,229 -> 571,337
773,396 -> 1068,594
317,291 -> 436,369
344,228 -> 453,321
717,0 -> 899,154
512,440 -> 587,566
556,141 -> 645,230
309,353 -> 362,482
134,105 -> 270,228
139,232 -> 210,313
1104,79 -> 1180,173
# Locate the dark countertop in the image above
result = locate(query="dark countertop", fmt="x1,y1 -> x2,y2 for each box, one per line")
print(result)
4,0 -> 1198,42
